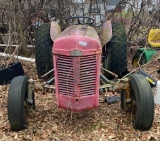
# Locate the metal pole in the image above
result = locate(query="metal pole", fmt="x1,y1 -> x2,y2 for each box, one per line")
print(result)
46,77 -> 55,84
0,44 -> 35,48
41,69 -> 54,78
100,73 -> 112,84
101,67 -> 118,78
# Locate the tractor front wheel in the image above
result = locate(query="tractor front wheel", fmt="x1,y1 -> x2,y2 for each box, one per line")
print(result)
7,76 -> 34,131
125,73 -> 154,131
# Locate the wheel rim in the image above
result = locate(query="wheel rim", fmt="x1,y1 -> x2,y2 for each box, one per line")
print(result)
132,58 -> 139,66
128,85 -> 137,122
132,54 -> 146,66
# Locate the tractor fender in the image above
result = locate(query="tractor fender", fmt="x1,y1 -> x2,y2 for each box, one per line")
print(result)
136,48 -> 157,62
100,20 -> 112,47
50,21 -> 61,42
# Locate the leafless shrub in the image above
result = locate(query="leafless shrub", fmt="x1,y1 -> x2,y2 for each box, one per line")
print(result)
0,0 -> 159,55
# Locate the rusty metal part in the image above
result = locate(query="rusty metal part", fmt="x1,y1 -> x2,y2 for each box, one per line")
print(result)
41,69 -> 54,78
44,84 -> 55,90
27,79 -> 35,105
100,73 -> 113,84
125,83 -> 131,102
46,77 -> 55,84
114,78 -> 132,103
34,83 -> 44,91
101,67 -> 118,78
28,79 -> 55,93
99,84 -> 112,89
112,78 -> 129,91
118,78 -> 129,83
99,78 -> 130,92
121,82 -> 132,110
119,78 -> 131,102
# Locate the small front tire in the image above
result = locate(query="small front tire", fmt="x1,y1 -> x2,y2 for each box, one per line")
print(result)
126,74 -> 154,131
7,76 -> 29,131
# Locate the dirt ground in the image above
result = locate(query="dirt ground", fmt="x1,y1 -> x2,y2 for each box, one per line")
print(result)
0,49 -> 160,141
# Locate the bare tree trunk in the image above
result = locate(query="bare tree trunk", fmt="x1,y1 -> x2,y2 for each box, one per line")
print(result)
12,0 -> 28,56
57,0 -> 64,26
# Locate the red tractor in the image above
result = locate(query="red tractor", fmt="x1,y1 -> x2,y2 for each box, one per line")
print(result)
7,16 -> 154,131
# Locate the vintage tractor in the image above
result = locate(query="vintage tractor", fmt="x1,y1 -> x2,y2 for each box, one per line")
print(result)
7,16 -> 154,132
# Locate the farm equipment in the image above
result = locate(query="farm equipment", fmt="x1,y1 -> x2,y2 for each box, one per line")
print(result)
7,14 -> 154,131
132,28 -> 160,66
148,29 -> 160,48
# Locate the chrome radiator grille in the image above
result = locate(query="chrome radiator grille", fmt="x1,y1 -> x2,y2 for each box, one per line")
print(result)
57,55 -> 96,96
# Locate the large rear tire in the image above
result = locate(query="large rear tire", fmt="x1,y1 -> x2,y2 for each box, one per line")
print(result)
103,22 -> 127,79
125,74 -> 154,131
35,23 -> 53,78
7,76 -> 29,131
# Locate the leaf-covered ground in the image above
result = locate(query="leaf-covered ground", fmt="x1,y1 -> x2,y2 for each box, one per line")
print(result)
0,49 -> 160,141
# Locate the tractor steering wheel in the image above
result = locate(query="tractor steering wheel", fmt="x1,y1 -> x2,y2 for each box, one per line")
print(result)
65,16 -> 95,26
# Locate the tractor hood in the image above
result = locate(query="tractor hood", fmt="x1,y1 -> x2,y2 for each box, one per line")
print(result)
52,25 -> 101,56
